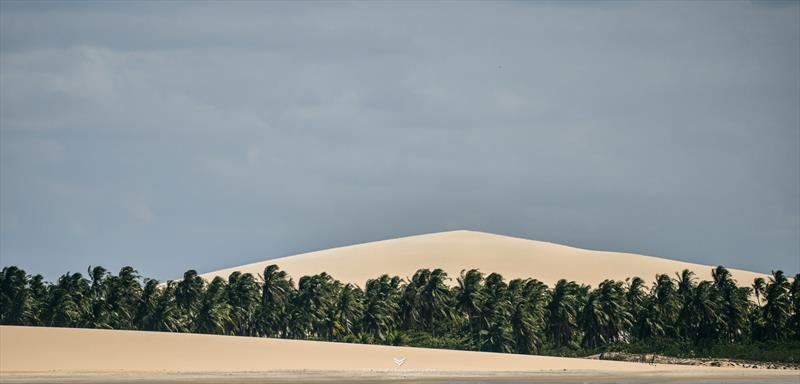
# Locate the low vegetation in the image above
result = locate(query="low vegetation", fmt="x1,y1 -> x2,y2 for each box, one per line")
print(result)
1,264 -> 798,363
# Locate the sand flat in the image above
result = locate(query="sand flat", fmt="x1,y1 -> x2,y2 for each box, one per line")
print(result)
2,326 -> 795,381
1,372 -> 798,384
200,230 -> 766,287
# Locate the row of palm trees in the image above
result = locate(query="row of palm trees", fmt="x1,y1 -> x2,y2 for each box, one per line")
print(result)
1,264 -> 798,354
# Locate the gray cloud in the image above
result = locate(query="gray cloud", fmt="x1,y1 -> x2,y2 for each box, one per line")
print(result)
1,1 -> 798,280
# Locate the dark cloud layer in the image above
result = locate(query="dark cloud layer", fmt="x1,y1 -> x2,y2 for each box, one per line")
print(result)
1,1 -> 798,280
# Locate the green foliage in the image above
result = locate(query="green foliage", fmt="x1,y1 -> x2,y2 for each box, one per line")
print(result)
546,279 -> 581,348
610,339 -> 800,364
0,263 -> 797,364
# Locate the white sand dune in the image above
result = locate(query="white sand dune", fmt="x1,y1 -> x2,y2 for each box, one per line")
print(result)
1,232 -> 780,379
0,326 -> 789,378
200,230 -> 766,288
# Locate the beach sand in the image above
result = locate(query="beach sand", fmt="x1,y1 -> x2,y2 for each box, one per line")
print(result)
2,326 -> 797,383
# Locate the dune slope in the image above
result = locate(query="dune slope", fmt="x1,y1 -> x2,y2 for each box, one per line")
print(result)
200,230 -> 765,287
0,326 -> 780,375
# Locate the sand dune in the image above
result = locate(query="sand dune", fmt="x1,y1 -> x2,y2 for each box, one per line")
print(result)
0,326 -> 789,378
200,230 -> 766,288
1,233 -> 779,380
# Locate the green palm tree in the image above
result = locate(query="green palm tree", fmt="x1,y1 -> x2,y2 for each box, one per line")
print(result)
478,273 -> 512,353
142,281 -> 184,332
624,277 -> 646,319
362,274 -> 400,341
789,274 -> 800,340
508,278 -> 545,354
546,279 -> 581,348
291,273 -> 338,339
455,269 -> 485,338
752,277 -> 766,307
419,268 -> 452,335
195,276 -> 232,335
651,274 -> 679,337
259,264 -> 293,337
595,280 -> 632,344
633,298 -> 662,340
135,278 -> 160,330
43,287 -> 81,327
106,266 -> 143,330
398,274 -> 420,330
226,271 -> 260,336
711,266 -> 749,342
0,266 -> 32,325
175,270 -> 205,327
579,290 -> 606,349
28,274 -> 48,326
87,266 -> 108,299
762,270 -> 791,341
42,272 -> 90,328
674,269 -> 696,340
330,283 -> 364,340
689,281 -> 722,344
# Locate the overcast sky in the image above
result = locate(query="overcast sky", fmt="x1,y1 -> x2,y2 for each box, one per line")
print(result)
1,1 -> 798,281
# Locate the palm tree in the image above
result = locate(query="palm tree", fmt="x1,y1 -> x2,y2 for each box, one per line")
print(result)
195,276 -> 232,335
418,268 -> 452,335
106,266 -> 143,329
398,273 -> 421,330
595,280 -> 632,344
226,271 -> 260,336
175,270 -> 205,327
28,274 -> 48,326
546,279 -> 581,348
41,272 -> 90,328
711,266 -> 749,342
0,266 -> 32,325
789,274 -> 800,340
762,270 -> 791,341
579,290 -> 606,349
688,281 -> 722,344
140,280 -> 184,332
479,273 -> 512,353
81,266 -> 114,330
624,277 -> 646,319
508,278 -> 546,354
752,277 -> 766,306
455,269 -> 485,338
87,266 -> 108,299
674,269 -> 696,340
291,273 -> 337,339
651,274 -> 679,337
135,279 -> 160,330
259,264 -> 293,337
362,274 -> 400,341
43,286 -> 81,327
632,296 -> 665,340
330,283 -> 364,340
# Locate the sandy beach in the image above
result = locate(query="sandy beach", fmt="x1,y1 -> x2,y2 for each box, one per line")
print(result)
2,326 -> 797,383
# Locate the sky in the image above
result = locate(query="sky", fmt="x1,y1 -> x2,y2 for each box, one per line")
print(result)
1,1 -> 798,281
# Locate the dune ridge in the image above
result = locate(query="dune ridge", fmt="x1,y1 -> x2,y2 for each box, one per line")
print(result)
200,230 -> 766,287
